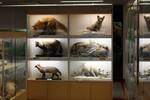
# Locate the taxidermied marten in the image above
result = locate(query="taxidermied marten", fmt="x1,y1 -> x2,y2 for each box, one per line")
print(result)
35,40 -> 63,57
144,16 -> 150,31
32,17 -> 68,35
35,64 -> 62,80
87,16 -> 105,32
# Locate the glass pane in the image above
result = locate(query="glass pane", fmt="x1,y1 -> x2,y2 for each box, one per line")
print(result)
3,39 -> 15,100
15,38 -> 26,94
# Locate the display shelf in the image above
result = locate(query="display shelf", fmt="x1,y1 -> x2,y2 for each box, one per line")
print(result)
29,57 -> 69,61
27,14 -> 68,37
69,34 -> 112,38
139,61 -> 150,81
69,61 -> 112,81
27,14 -> 112,81
69,57 -> 111,61
28,60 -> 68,80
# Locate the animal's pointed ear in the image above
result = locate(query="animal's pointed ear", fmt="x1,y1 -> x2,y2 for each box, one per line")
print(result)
144,16 -> 147,19
103,16 -> 105,19
97,16 -> 100,19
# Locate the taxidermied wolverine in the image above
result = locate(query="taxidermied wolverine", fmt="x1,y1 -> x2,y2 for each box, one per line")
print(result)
32,17 -> 68,35
86,16 -> 105,32
35,64 -> 62,80
35,40 -> 63,57
144,16 -> 150,31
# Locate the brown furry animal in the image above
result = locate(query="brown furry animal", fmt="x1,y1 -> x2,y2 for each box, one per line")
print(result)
144,16 -> 150,31
32,17 -> 68,35
35,40 -> 63,57
35,64 -> 62,80
87,16 -> 105,32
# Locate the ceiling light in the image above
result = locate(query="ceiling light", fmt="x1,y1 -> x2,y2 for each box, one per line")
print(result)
61,0 -> 104,3
0,3 -> 112,7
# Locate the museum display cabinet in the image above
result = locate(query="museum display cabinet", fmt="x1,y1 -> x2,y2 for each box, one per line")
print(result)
139,0 -> 150,99
125,0 -> 150,99
124,0 -> 139,99
0,32 -> 26,100
26,5 -> 113,100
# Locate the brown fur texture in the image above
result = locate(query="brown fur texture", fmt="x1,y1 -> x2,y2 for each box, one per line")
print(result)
144,16 -> 150,31
35,64 -> 61,80
32,17 -> 68,35
35,40 -> 63,57
87,16 -> 105,32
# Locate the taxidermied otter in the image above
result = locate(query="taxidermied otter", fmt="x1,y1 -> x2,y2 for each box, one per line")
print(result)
71,42 -> 109,58
35,64 -> 62,80
35,40 -> 63,57
144,16 -> 150,31
32,17 -> 68,35
86,16 -> 105,32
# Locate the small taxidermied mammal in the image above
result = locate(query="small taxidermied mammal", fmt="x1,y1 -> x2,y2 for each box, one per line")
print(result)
86,16 -> 105,32
35,40 -> 63,57
144,16 -> 150,31
32,17 -> 68,35
35,64 -> 62,80
5,81 -> 15,100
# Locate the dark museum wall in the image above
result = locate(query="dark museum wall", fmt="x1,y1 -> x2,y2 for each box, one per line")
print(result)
113,5 -> 123,81
0,8 -> 26,29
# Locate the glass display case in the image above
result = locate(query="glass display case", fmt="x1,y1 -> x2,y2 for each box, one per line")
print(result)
125,0 -> 139,99
139,0 -> 150,99
0,38 -> 26,100
27,14 -> 112,81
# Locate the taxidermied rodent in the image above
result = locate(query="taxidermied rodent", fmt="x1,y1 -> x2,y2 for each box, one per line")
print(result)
144,16 -> 150,31
32,17 -> 68,35
35,40 -> 63,57
35,64 -> 62,80
86,16 -> 105,32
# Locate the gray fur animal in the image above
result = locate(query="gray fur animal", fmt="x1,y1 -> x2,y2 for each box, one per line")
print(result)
144,16 -> 150,31
35,64 -> 62,80
71,42 -> 109,58
35,40 -> 63,57
87,16 -> 105,32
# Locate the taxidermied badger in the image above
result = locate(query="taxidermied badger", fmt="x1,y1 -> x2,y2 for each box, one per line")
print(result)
144,16 -> 150,31
35,40 -> 63,57
32,17 -> 68,35
35,64 -> 62,80
86,16 -> 105,32
140,43 -> 150,59
71,42 -> 109,58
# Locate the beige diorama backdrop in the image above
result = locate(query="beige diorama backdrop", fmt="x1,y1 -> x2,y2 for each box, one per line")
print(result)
139,14 -> 150,35
28,38 -> 68,58
28,61 -> 68,80
28,14 -> 68,34
70,14 -> 112,35
69,61 -> 112,80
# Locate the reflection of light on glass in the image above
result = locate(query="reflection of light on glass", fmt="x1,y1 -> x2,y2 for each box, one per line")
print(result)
61,0 -> 104,3
0,3 -> 112,7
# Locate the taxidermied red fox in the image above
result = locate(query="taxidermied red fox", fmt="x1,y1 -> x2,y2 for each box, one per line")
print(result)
32,17 -> 68,35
